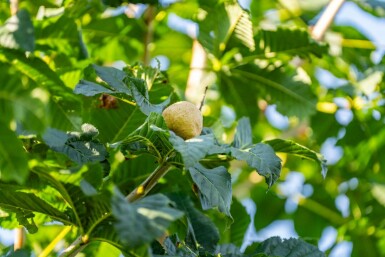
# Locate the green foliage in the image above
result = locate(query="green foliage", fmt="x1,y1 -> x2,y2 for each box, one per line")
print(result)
111,189 -> 184,248
3,0 -> 383,256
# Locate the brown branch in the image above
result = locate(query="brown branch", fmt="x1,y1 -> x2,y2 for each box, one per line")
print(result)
311,0 -> 346,41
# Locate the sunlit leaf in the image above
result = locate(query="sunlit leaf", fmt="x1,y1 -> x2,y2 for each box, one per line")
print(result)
231,143 -> 281,187
265,139 -> 328,178
0,9 -> 34,51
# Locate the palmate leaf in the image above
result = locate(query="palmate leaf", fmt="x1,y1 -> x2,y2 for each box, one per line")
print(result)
169,193 -> 220,253
265,139 -> 328,178
0,9 -> 35,52
198,1 -> 254,57
0,189 -> 74,233
111,188 -> 184,248
226,64 -> 317,118
0,122 -> 28,184
252,236 -> 325,257
253,28 -> 327,58
188,163 -> 232,217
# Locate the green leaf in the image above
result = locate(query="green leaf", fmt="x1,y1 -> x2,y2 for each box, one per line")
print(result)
169,193 -> 220,253
0,190 -> 73,231
111,188 -> 184,248
43,124 -> 108,165
230,65 -> 317,118
198,2 -> 254,56
231,143 -> 281,187
216,244 -> 243,257
115,112 -> 172,160
0,122 -> 28,184
232,117 -> 253,149
169,133 -> 216,168
74,80 -> 114,96
92,64 -> 131,95
128,77 -> 172,116
188,163 -> 232,217
254,236 -> 325,257
265,139 -> 328,178
228,197 -> 250,246
253,28 -> 327,58
0,9 -> 35,51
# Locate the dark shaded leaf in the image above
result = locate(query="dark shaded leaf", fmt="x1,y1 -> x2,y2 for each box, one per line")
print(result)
232,117 -> 253,149
93,64 -> 131,94
128,77 -> 172,115
169,193 -> 220,253
188,163 -> 232,217
74,80 -> 114,96
111,188 -> 184,248
216,244 -> 243,257
254,236 -> 325,257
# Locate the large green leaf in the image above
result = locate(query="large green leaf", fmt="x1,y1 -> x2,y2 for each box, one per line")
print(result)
169,133 -> 216,168
231,143 -> 281,188
253,28 -> 327,59
229,65 -> 317,118
0,122 -> 28,184
188,163 -> 232,217
265,139 -> 328,178
169,193 -> 220,253
0,9 -> 35,52
43,124 -> 108,165
253,236 -> 325,257
0,189 -> 74,232
111,189 -> 184,248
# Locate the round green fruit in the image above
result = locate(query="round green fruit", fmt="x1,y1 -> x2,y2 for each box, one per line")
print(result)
162,101 -> 203,140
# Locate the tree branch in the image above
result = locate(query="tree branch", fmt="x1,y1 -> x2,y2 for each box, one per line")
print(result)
14,227 -> 24,251
311,0 -> 346,41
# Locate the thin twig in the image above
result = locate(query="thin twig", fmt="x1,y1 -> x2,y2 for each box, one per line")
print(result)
311,0 -> 346,41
